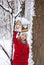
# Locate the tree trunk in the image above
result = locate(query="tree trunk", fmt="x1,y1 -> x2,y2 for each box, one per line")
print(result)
33,0 -> 44,65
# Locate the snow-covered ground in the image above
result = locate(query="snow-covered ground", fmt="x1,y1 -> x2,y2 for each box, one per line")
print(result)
0,39 -> 12,65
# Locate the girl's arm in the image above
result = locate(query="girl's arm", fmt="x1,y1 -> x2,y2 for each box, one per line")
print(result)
13,31 -> 18,44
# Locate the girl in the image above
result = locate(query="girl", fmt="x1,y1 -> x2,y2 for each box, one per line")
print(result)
12,31 -> 30,65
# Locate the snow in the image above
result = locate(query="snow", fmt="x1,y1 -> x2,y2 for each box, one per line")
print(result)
0,4 -> 12,65
16,17 -> 30,25
0,0 -> 12,13
18,0 -> 21,11
0,38 -> 12,65
13,9 -> 22,17
25,0 -> 35,65
0,0 -> 35,65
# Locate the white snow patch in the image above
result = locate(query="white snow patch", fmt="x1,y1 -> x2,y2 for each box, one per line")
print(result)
27,0 -> 35,65
16,17 -> 30,25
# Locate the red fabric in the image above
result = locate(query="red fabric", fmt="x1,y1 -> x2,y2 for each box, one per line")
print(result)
12,31 -> 30,65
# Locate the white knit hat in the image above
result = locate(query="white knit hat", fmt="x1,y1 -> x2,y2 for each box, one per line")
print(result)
20,32 -> 28,38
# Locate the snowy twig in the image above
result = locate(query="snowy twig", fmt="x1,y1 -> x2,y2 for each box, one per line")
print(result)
0,45 -> 10,59
12,0 -> 22,18
18,0 -> 21,10
13,9 -> 22,18
0,45 -> 12,64
0,4 -> 12,14
7,0 -> 12,9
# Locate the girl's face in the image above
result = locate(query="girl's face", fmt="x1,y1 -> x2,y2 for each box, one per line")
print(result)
21,34 -> 26,41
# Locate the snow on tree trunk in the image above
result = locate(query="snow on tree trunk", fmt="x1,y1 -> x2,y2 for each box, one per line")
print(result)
25,0 -> 35,65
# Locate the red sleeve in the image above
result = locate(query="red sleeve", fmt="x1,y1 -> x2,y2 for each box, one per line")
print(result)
13,31 -> 18,44
27,45 -> 30,58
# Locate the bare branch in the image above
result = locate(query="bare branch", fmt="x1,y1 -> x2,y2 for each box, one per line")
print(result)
0,4 -> 12,14
7,0 -> 12,9
0,0 -> 22,17
13,9 -> 22,18
13,0 -> 22,18
0,45 -> 13,65
0,45 -> 10,59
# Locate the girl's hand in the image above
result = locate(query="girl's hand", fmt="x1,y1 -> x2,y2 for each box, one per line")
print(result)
18,36 -> 20,40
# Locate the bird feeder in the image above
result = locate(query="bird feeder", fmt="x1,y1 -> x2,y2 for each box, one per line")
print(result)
15,17 -> 30,32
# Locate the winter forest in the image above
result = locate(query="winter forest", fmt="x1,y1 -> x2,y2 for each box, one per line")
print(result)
0,0 -> 35,65
0,0 -> 44,65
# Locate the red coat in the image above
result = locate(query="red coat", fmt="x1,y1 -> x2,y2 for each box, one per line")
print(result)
12,31 -> 30,65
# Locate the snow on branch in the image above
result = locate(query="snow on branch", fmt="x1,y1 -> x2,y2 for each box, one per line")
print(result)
0,4 -> 12,14
0,45 -> 11,61
13,0 -> 22,18
18,0 -> 21,11
0,0 -> 22,17
13,9 -> 22,18
7,0 -> 12,9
